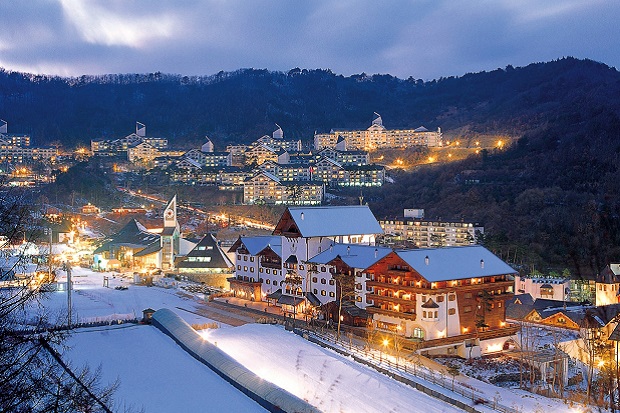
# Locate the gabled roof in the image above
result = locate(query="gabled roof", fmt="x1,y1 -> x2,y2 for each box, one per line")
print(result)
273,206 -> 383,238
266,288 -> 282,300
305,292 -> 321,307
247,170 -> 281,183
394,245 -> 516,282
421,298 -> 439,309
277,294 -> 305,306
228,236 -> 282,257
134,240 -> 162,257
609,323 -> 620,341
94,219 -> 160,253
505,294 -> 536,320
414,126 -> 429,132
308,243 -> 391,270
177,157 -> 202,169
177,233 -> 233,269
315,156 -> 342,168
597,264 -> 620,284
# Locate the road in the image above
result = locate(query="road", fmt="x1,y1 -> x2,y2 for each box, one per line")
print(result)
117,187 -> 275,230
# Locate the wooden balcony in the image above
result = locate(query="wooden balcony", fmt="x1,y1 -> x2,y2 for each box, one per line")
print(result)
366,306 -> 417,321
366,292 -> 416,307
227,276 -> 261,287
366,279 -> 515,295
386,268 -> 411,277
260,261 -> 281,269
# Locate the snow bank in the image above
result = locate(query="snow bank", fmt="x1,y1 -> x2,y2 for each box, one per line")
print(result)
152,309 -> 320,413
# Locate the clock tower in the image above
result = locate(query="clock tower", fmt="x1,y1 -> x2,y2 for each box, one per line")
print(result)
161,195 -> 180,269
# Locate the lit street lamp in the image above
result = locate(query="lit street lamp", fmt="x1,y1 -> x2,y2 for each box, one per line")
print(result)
380,338 -> 389,363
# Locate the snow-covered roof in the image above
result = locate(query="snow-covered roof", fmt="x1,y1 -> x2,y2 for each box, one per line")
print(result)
395,245 -> 516,282
239,236 -> 282,257
308,243 -> 391,270
284,206 -> 383,238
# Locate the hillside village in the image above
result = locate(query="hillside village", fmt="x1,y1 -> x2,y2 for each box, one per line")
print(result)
4,192 -> 620,410
3,100 -> 620,409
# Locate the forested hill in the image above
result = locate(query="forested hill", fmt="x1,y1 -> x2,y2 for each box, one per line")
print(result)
7,57 -> 620,276
0,57 -> 617,148
367,58 -> 620,277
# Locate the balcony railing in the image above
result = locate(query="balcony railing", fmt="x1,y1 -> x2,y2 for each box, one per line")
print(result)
227,276 -> 261,286
407,324 -> 521,351
260,261 -> 281,269
365,292 -> 415,306
366,306 -> 417,321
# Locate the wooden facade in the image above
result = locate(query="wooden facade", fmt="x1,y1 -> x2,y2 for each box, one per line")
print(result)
365,251 -> 516,357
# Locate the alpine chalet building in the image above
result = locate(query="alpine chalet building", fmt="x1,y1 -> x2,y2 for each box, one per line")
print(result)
228,206 -> 383,308
365,246 -> 517,357
228,206 -> 517,357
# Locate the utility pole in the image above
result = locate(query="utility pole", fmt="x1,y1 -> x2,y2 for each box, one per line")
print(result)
66,261 -> 72,329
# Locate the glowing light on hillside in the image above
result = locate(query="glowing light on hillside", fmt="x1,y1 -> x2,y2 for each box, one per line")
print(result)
496,140 -> 504,148
427,156 -> 435,163
475,141 -> 480,146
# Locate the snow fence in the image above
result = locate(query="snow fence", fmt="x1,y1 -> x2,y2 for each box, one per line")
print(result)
151,309 -> 320,413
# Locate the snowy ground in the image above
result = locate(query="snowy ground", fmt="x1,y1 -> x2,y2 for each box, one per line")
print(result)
203,324 -> 464,413
68,325 -> 267,413
33,268 -> 584,413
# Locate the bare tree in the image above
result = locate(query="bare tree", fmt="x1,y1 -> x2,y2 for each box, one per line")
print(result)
0,185 -> 120,412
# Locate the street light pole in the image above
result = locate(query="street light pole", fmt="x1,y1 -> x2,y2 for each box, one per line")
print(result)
45,228 -> 52,282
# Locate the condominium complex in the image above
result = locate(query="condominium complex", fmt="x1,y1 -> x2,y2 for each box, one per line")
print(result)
91,122 -> 170,159
379,209 -> 483,248
163,125 -> 385,204
0,120 -> 57,163
314,113 -> 442,151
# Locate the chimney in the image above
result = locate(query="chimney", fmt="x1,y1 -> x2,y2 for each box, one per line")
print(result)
347,246 -> 350,255
425,255 -> 430,265
374,248 -> 378,258
300,212 -> 304,220
480,259 -> 484,269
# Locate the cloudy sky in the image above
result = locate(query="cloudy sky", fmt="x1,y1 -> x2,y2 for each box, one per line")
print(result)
1,1 -> 618,80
